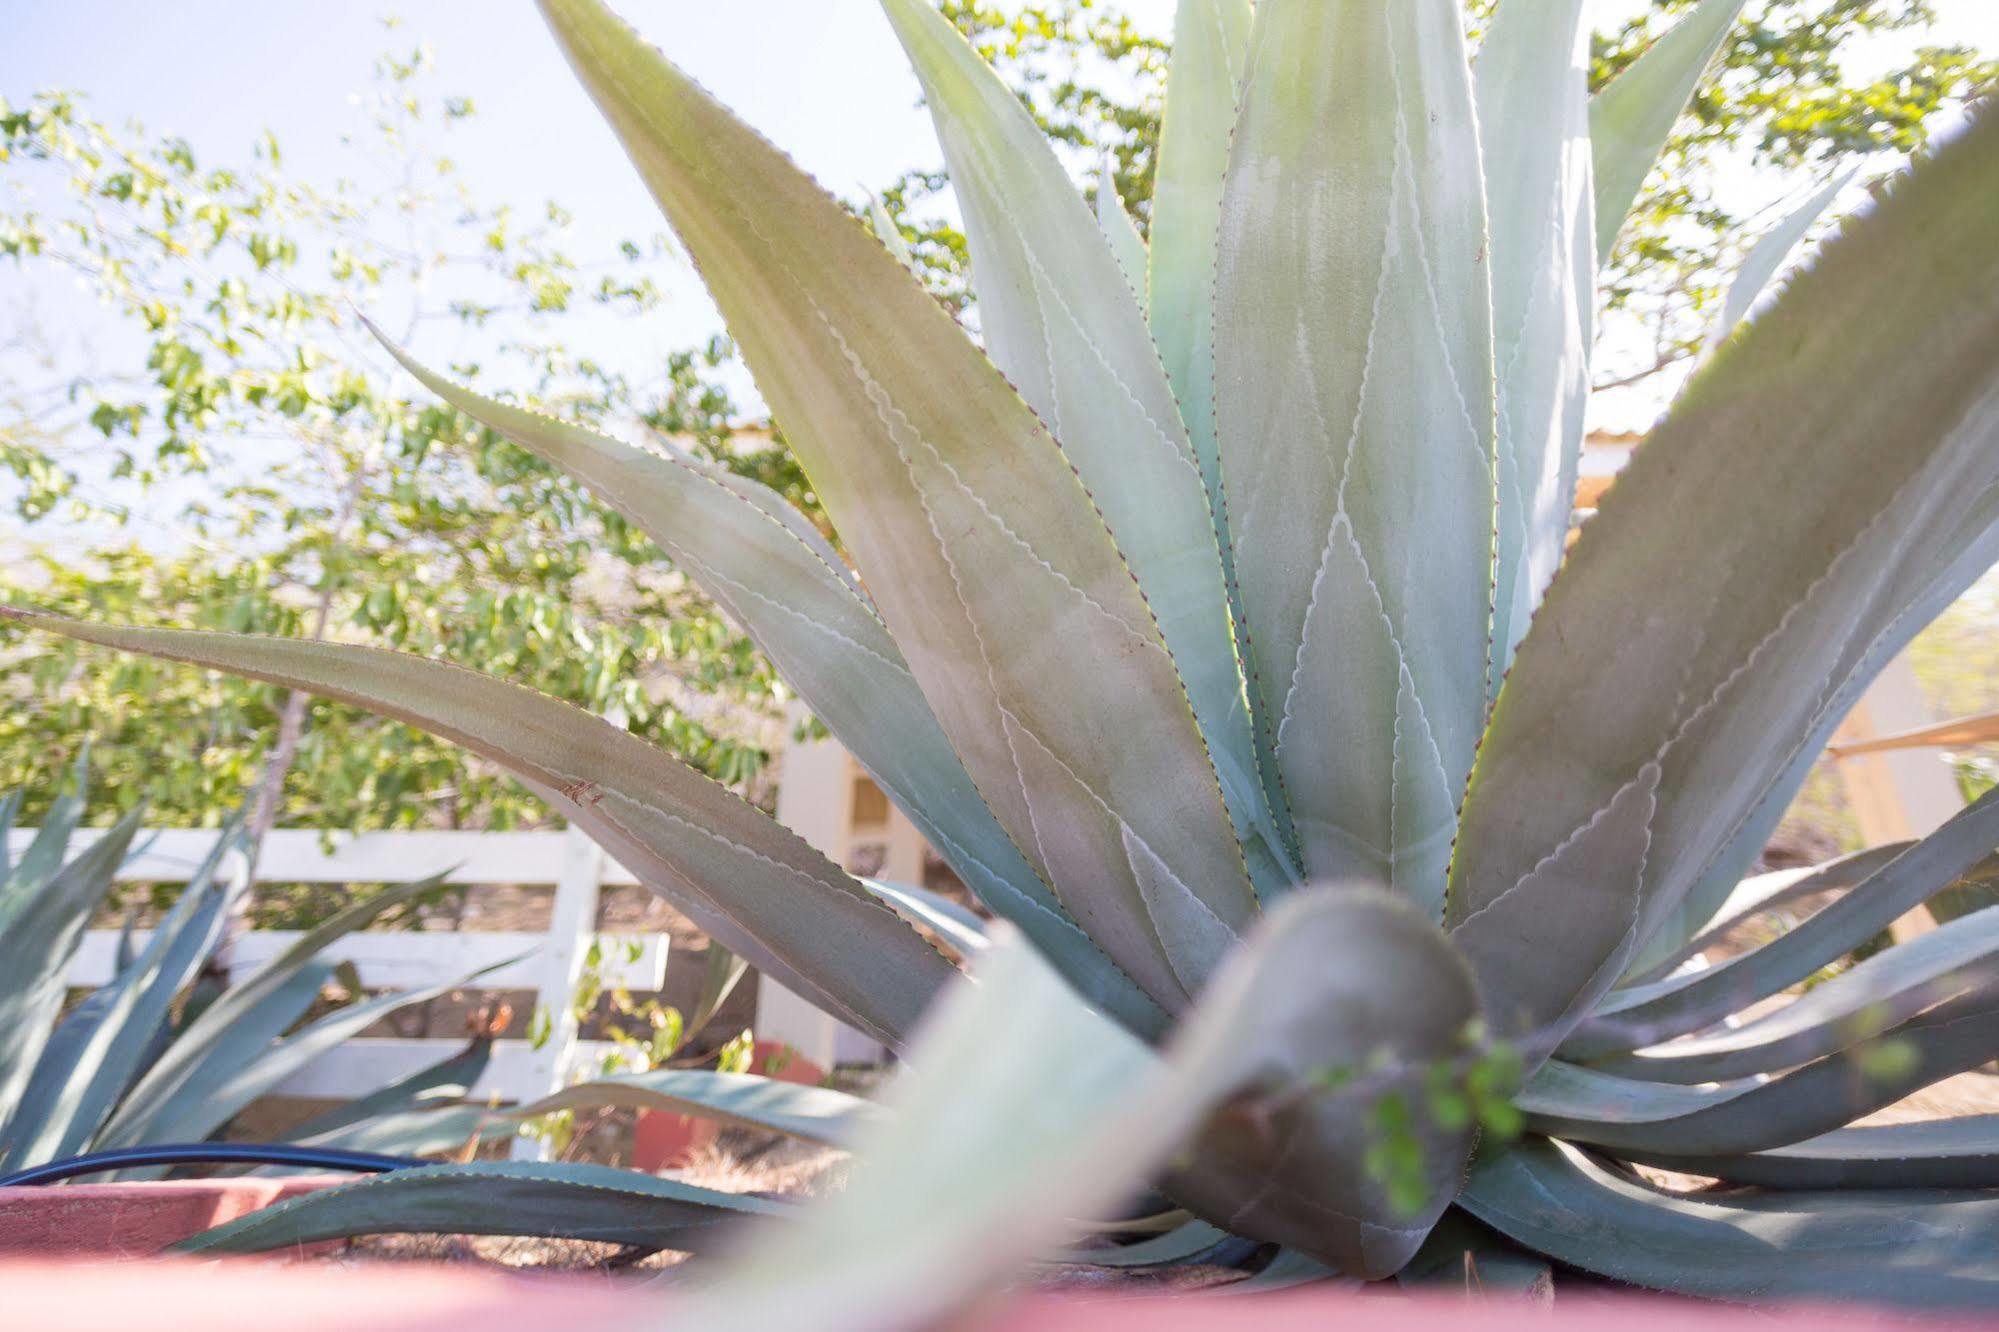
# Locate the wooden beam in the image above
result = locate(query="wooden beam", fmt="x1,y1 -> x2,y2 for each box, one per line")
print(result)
1828,708 -> 1999,758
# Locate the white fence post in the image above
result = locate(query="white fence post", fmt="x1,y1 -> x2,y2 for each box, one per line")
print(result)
509,823 -> 606,1161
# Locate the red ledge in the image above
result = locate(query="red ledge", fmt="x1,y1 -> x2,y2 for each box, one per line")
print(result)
0,1258 -> 1973,1332
0,1176 -> 344,1258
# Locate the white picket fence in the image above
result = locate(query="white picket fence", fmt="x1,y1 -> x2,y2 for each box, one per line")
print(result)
15,825 -> 664,1105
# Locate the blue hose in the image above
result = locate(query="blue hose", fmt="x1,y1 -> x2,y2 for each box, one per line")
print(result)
0,1142 -> 419,1187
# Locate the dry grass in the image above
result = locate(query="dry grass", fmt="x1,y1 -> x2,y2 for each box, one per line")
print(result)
329,1132 -> 850,1274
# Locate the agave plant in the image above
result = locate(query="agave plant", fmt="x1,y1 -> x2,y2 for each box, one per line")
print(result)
9,0 -> 1999,1303
0,756 -> 503,1174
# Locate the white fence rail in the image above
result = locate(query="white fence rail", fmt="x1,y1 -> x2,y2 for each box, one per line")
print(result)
273,1038 -> 638,1103
10,826 -> 665,1116
67,928 -> 665,993
22,826 -> 647,889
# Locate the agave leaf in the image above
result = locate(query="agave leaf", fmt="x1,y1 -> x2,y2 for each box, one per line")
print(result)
0,985 -> 122,1163
879,0 -> 1294,905
102,963 -> 333,1163
1149,0 -> 1272,847
658,927 -> 1170,1331
366,329 -> 1157,1034
1,747 -> 91,919
1162,887 -> 1484,1278
1623,842 -> 1908,987
177,1160 -> 788,1253
866,195 -> 918,275
1705,168 -> 1859,350
2,614 -> 959,1053
299,1065 -> 877,1159
1590,905 -> 1999,1083
1462,1136 -> 1999,1307
130,958 -> 518,1149
1568,792 -> 1999,1058
282,1104 -> 496,1159
862,878 -> 988,956
1620,1115 -> 1999,1191
0,807 -> 141,1145
1214,0 -> 1495,918
1524,987 -> 1999,1156
1149,0 -> 1251,542
1397,1209 -> 1553,1299
98,872 -> 451,1143
1475,0 -> 1594,685
1050,1219 -> 1235,1270
111,907 -> 141,975
287,1037 -> 494,1144
539,0 -> 1259,1013
3,826 -> 241,1165
687,942 -> 747,1042
1208,1246 -> 1345,1294
1094,154 -> 1148,307
1450,108 -> 1999,1047
457,1068 -> 879,1148
680,888 -> 1477,1327
1636,508 -> 1999,976
1589,0 -> 1748,261
517,1067 -> 878,1144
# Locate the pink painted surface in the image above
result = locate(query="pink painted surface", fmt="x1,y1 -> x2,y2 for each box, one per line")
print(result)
632,1040 -> 829,1171
0,1259 -> 1971,1332
988,1290 -> 1965,1332
1,1259 -> 634,1331
0,1177 -> 340,1258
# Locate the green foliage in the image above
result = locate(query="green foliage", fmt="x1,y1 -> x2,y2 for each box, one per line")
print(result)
0,48 -> 785,838
516,933 -> 752,1156
1319,1029 -> 1526,1219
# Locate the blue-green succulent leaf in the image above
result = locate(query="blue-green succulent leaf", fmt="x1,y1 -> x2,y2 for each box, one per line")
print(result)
1590,0 -> 1748,260
1476,0 -> 1594,685
539,0 -> 1261,1014
1463,1136 -> 1999,1307
879,0 -> 1296,905
176,1160 -> 788,1253
364,325 -> 1159,1035
1451,108 -> 1999,1048
1214,0 -> 1496,918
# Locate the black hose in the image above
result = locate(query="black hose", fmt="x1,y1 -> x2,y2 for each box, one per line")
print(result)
0,1142 -> 419,1187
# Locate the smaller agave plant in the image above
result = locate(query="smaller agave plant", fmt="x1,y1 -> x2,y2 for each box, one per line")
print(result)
9,0 -> 1999,1309
0,756 -> 859,1194
0,755 -> 493,1174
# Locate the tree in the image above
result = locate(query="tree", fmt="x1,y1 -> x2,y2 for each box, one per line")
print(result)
0,39 -> 788,861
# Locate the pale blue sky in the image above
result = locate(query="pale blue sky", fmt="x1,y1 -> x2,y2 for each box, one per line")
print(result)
3,4 -> 994,370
